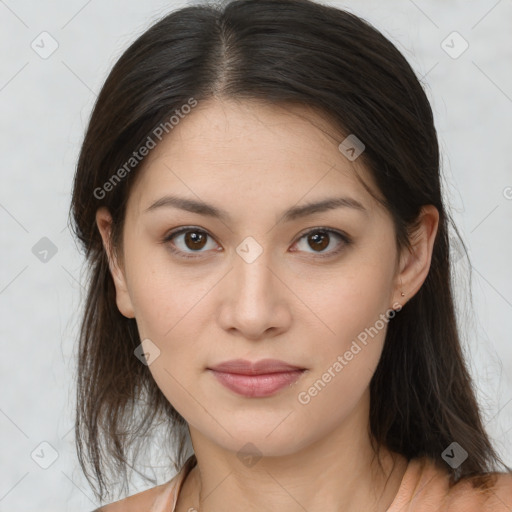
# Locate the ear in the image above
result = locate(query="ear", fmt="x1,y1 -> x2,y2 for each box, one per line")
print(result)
392,205 -> 439,307
95,206 -> 135,319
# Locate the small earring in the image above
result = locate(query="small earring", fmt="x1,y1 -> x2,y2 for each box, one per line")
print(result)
400,291 -> 405,297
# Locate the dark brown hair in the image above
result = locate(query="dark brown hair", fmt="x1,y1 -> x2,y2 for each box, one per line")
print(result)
68,0 -> 510,503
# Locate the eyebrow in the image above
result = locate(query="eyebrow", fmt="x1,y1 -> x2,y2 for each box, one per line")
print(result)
144,194 -> 367,223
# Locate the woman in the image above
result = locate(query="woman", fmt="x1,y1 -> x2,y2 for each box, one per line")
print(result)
69,0 -> 512,510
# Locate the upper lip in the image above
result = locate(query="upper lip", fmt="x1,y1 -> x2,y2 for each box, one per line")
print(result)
208,358 -> 305,375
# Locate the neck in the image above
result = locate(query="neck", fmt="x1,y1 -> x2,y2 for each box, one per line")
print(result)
175,400 -> 408,512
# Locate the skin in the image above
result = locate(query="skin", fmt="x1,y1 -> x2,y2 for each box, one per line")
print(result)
96,98 -> 439,512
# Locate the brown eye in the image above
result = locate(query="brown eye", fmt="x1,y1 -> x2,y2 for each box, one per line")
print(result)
163,227 -> 219,259
307,231 -> 330,252
183,230 -> 207,250
293,228 -> 351,258
163,226 -> 351,261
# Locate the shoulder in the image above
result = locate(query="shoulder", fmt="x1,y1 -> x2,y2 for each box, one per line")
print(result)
92,455 -> 197,512
447,471 -> 512,511
392,457 -> 512,512
92,481 -> 171,512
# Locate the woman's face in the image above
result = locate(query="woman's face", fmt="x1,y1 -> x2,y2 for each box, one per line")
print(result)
98,98 -> 406,457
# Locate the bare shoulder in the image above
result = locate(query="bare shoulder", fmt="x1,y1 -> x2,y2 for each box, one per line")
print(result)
444,470 -> 512,511
482,471 -> 512,508
92,481 -> 169,512
400,457 -> 512,511
91,455 -> 196,511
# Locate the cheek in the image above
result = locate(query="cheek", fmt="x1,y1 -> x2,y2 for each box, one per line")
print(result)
294,295 -> 391,432
129,264 -> 209,420
294,258 -> 395,398
125,248 -> 219,388
300,258 -> 395,345
126,243 -> 206,339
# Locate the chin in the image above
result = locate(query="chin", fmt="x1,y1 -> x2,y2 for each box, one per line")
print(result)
196,417 -> 315,460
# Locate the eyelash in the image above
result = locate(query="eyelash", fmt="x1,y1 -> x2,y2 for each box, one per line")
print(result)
161,226 -> 352,260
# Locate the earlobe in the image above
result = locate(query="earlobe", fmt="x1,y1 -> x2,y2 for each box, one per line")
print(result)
95,207 -> 136,319
393,205 -> 440,307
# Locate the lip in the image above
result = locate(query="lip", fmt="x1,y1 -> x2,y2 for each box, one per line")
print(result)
208,358 -> 304,375
207,359 -> 306,398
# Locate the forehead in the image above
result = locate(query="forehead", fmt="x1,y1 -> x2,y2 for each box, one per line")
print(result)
126,98 -> 379,218
145,98 -> 346,165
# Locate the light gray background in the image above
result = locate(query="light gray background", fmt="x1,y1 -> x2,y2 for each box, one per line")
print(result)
1,0 -> 511,510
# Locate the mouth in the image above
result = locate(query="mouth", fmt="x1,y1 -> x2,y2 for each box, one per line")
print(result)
207,359 -> 307,398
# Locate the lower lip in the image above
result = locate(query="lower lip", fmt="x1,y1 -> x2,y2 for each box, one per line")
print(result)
209,369 -> 305,398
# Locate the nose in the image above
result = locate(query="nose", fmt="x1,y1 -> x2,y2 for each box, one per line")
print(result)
216,244 -> 292,341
